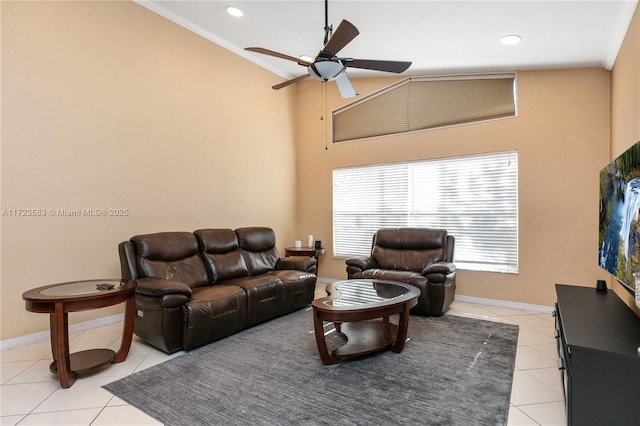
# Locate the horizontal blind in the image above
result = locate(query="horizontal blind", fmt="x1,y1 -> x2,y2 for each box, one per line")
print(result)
333,164 -> 409,257
333,73 -> 516,143
333,151 -> 518,273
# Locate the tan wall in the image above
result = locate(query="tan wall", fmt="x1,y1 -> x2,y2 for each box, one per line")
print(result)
294,68 -> 611,308
1,2 -> 299,340
611,5 -> 640,313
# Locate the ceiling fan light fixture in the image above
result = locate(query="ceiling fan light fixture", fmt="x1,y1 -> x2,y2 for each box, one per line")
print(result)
226,6 -> 243,17
500,34 -> 521,45
308,60 -> 346,82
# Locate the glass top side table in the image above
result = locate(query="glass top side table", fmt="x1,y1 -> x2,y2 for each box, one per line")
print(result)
23,279 -> 136,388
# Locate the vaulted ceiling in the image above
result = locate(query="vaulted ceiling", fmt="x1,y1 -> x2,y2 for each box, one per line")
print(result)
138,0 -> 638,82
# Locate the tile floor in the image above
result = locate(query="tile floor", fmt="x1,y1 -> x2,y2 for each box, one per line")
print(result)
1,284 -> 566,425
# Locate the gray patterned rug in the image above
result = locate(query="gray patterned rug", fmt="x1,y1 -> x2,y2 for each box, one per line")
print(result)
104,308 -> 519,426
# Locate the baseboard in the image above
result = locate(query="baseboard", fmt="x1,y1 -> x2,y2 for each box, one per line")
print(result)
0,313 -> 124,352
453,294 -> 554,314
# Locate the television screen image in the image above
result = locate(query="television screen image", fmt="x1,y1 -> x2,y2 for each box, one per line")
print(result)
599,140 -> 640,294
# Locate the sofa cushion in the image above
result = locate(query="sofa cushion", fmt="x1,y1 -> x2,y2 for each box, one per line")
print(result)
183,285 -> 247,351
131,232 -> 209,289
195,229 -> 249,283
267,270 -> 317,315
225,274 -> 281,327
236,227 -> 279,275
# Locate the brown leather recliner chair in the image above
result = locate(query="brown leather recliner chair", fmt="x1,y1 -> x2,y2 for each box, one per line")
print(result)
345,228 -> 456,316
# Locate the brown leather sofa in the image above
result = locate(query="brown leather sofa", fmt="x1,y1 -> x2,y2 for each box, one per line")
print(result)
119,227 -> 317,353
345,228 -> 456,316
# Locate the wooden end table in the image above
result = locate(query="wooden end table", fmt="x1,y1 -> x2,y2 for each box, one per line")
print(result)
22,279 -> 136,388
311,279 -> 420,365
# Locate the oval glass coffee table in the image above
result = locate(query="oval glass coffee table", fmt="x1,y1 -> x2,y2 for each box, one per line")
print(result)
311,279 -> 420,365
23,279 -> 136,388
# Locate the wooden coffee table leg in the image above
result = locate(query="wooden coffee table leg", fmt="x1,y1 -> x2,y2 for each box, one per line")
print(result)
313,309 -> 339,365
390,305 -> 411,353
52,302 -> 77,388
113,296 -> 135,363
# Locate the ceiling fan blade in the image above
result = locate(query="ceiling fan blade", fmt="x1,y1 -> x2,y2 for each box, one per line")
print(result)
272,74 -> 310,90
334,72 -> 358,98
346,59 -> 412,73
321,20 -> 359,57
245,47 -> 312,66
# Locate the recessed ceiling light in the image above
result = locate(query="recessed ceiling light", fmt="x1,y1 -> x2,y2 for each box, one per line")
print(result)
300,55 -> 314,63
226,6 -> 243,17
500,35 -> 521,45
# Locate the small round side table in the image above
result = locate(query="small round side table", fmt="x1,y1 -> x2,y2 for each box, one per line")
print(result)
22,279 -> 136,388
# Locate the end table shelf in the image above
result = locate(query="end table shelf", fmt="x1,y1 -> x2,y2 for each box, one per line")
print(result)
49,349 -> 115,374
23,279 -> 136,388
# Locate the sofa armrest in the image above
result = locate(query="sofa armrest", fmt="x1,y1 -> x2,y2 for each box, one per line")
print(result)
135,278 -> 193,298
421,262 -> 456,282
277,256 -> 317,273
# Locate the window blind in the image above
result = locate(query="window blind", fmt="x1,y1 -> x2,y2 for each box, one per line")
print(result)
333,73 -> 516,143
333,151 -> 518,273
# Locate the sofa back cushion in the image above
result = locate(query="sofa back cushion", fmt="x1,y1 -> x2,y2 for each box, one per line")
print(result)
194,229 -> 249,284
235,227 -> 279,275
372,228 -> 448,272
131,232 -> 209,289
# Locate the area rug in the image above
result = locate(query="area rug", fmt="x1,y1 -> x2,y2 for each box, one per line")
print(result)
104,308 -> 519,426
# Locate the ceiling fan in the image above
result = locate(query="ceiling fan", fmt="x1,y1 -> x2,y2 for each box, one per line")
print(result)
245,0 -> 412,98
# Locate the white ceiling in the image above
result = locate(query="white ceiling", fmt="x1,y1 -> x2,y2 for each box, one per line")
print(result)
137,0 -> 638,83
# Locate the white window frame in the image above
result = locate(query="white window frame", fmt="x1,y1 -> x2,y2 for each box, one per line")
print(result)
333,151 -> 518,273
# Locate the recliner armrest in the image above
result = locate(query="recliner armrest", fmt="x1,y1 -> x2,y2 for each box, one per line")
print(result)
346,257 -> 378,271
135,278 -> 193,298
346,257 -> 379,278
276,256 -> 317,273
421,262 -> 456,282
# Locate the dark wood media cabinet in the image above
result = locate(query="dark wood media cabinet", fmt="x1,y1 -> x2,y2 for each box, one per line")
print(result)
554,284 -> 640,425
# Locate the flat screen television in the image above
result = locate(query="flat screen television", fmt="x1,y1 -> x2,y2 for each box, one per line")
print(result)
599,140 -> 640,295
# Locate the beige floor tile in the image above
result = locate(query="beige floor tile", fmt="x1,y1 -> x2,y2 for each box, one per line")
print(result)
32,376 -> 117,413
525,367 -> 564,394
0,415 -> 25,425
4,360 -> 57,385
91,404 -> 162,425
0,382 -> 59,416
17,407 -> 101,425
484,306 -> 535,317
518,401 -> 567,426
0,341 -> 51,363
530,343 -> 559,360
133,348 -> 182,373
517,327 -> 557,346
507,406 -> 538,425
515,346 -> 557,370
508,314 -> 555,329
0,361 -> 38,385
510,370 -> 564,406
